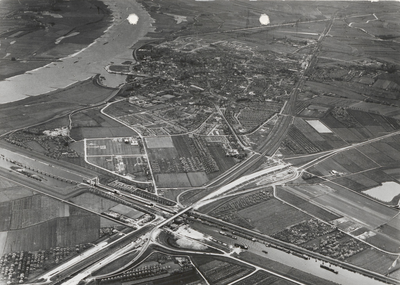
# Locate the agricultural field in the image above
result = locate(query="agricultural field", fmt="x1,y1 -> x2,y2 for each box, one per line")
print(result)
0,195 -> 100,256
155,173 -> 192,188
233,271 -> 297,285
2,215 -> 99,255
346,248 -> 398,276
192,255 -> 254,285
275,187 -> 341,222
97,251 -> 206,285
85,138 -> 149,180
86,138 -> 141,156
202,188 -> 274,216
0,195 -> 70,234
0,179 -> 35,203
145,136 -> 174,149
69,192 -> 119,214
236,101 -> 283,133
205,192 -> 314,235
277,179 -> 400,253
303,134 -> 400,206
146,135 -> 238,187
70,108 -> 136,141
281,107 -> 400,156
0,79 -> 115,136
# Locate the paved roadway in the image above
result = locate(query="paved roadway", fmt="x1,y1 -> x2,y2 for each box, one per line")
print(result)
200,12 -> 336,192
0,141 -> 98,182
35,225 -> 153,284
5,10 -> 394,285
191,213 -> 400,285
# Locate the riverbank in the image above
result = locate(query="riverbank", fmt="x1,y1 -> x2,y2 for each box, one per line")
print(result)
0,0 -> 153,104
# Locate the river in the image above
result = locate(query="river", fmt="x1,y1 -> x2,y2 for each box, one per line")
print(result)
0,0 -> 153,104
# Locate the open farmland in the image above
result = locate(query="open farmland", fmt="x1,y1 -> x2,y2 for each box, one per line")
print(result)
69,192 -> 119,214
9,195 -> 70,230
278,180 -> 400,252
233,270 -> 297,285
85,138 -> 148,180
71,109 -> 136,141
306,148 -> 379,177
145,136 -> 174,149
86,138 -> 141,156
0,79 -> 116,136
0,195 -> 70,233
192,255 -> 253,285
275,187 -> 340,222
2,0 -> 400,283
0,196 -> 100,255
0,179 -> 35,203
346,248 -> 397,275
214,198 -> 313,235
146,135 -> 238,187
202,188 -> 273,215
155,173 -> 192,188
2,215 -> 99,255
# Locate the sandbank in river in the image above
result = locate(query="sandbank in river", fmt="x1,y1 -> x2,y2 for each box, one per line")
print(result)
0,0 -> 153,104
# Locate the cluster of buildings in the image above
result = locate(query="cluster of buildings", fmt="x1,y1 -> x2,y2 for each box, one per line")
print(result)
0,245 -> 90,284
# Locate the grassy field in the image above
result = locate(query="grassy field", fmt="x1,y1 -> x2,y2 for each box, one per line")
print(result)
70,192 -> 119,214
346,248 -> 396,275
2,213 -> 99,255
71,109 -> 136,140
172,136 -> 197,158
206,143 -> 237,180
233,271 -> 296,285
0,193 -> 101,255
365,232 -> 400,253
0,184 -> 35,203
192,255 -> 254,285
146,134 -> 238,187
0,202 -> 11,231
236,198 -> 311,235
276,187 -> 340,222
387,214 -> 400,231
187,172 -> 209,187
309,147 -> 380,179
145,136 -> 174,148
0,79 -> 116,136
86,138 -> 148,179
0,195 -> 70,232
155,173 -> 191,188
86,139 -> 141,156
9,195 -> 70,230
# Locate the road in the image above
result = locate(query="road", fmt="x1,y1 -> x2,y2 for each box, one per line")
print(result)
196,11 -> 336,195
35,225 -> 153,285
3,9 -> 395,285
55,13 -> 355,285
0,141 -> 97,182
190,213 -> 399,285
